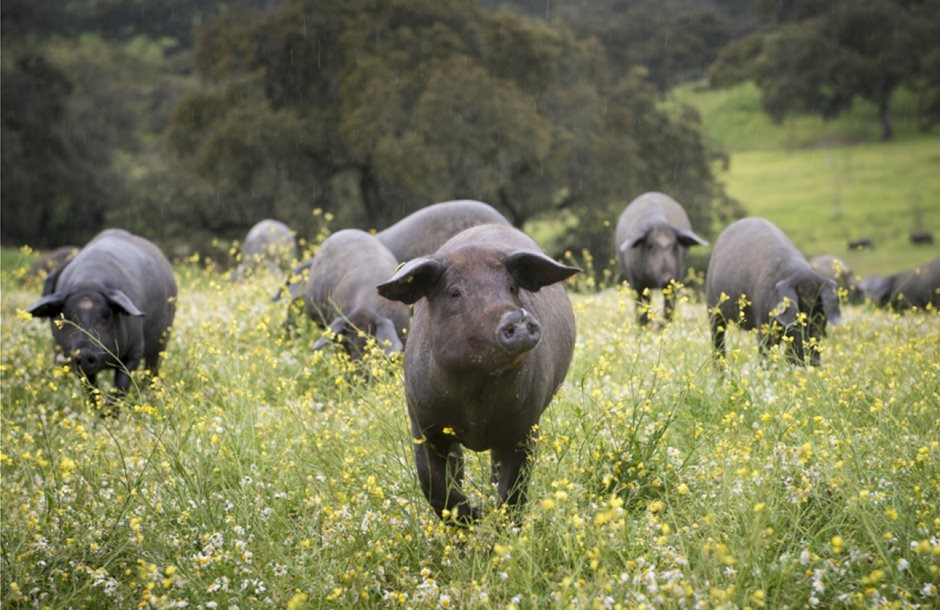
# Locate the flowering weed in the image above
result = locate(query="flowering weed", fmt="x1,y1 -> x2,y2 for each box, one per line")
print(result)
2,259 -> 937,608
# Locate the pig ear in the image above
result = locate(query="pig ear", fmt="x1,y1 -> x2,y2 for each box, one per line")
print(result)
506,251 -> 581,292
374,317 -> 404,354
27,293 -> 66,318
820,278 -> 842,324
676,228 -> 708,247
772,279 -> 799,327
376,257 -> 444,304
312,317 -> 348,351
618,228 -> 651,253
41,262 -> 69,296
105,289 -> 145,317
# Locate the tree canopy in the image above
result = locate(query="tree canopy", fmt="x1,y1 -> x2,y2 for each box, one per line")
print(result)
0,0 -> 259,250
165,0 -> 733,259
708,0 -> 940,140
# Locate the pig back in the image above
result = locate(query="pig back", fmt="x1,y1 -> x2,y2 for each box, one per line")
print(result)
890,257 -> 940,309
377,200 -> 510,262
706,218 -> 806,329
305,229 -> 403,324
615,192 -> 693,244
243,219 -> 297,260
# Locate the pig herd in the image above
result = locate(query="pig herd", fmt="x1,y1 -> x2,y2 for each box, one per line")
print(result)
24,196 -> 940,523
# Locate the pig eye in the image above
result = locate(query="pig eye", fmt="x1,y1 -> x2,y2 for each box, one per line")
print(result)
509,283 -> 519,295
449,286 -> 462,299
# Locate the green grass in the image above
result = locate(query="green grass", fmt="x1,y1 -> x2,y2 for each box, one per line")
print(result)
2,259 -> 938,608
0,247 -> 35,276
671,81 -> 936,153
718,138 -> 940,275
669,81 -> 940,276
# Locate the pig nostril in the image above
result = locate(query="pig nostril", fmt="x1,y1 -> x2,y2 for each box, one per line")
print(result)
497,310 -> 542,353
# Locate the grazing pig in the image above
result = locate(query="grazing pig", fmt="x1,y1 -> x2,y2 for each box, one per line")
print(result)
27,229 -> 177,399
859,257 -> 940,311
305,229 -> 410,358
230,219 -> 298,280
376,199 -> 511,263
909,231 -> 934,246
810,254 -> 862,304
848,238 -> 875,251
706,218 -> 841,366
614,192 -> 708,325
377,224 -> 580,522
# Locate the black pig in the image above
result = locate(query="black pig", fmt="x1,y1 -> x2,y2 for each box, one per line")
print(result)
305,229 -> 410,357
27,229 -> 177,398
376,199 -> 510,263
378,224 -> 579,523
859,257 -> 940,311
706,218 -> 841,366
230,219 -> 298,280
614,192 -> 707,325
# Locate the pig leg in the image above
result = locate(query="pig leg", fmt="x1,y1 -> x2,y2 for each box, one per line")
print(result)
784,329 -> 807,366
282,296 -> 303,340
663,285 -> 677,322
111,357 -> 140,395
709,311 -> 726,361
757,334 -> 771,362
144,352 -> 161,376
81,373 -> 99,405
635,290 -> 652,326
758,324 -> 788,363
491,440 -> 534,510
413,429 -> 478,523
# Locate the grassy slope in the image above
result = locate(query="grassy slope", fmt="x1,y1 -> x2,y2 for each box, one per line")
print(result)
672,82 -> 940,276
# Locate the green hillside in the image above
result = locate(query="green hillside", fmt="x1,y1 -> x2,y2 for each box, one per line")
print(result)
671,82 -> 934,153
673,82 -> 940,276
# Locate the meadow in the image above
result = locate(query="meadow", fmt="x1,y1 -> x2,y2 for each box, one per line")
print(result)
673,82 -> 940,276
1,253 -> 938,609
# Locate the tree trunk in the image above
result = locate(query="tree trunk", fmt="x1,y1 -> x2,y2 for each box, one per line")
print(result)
879,98 -> 893,141
497,187 -> 525,228
358,162 -> 383,224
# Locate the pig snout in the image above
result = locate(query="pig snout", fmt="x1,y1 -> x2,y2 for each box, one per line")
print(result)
70,348 -> 105,376
496,309 -> 541,354
653,261 -> 678,289
655,273 -> 676,290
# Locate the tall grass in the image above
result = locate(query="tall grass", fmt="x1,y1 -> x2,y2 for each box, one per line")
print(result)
2,258 -> 938,608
